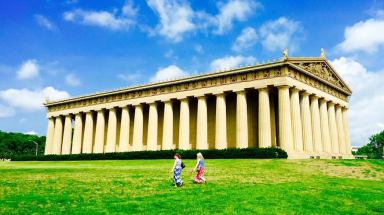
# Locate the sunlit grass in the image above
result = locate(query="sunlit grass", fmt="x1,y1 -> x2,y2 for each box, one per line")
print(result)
0,159 -> 383,214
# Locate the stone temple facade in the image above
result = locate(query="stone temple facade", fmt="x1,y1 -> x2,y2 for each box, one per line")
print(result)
44,52 -> 353,159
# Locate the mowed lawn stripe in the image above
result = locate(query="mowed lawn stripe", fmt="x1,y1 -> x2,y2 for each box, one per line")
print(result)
0,159 -> 383,214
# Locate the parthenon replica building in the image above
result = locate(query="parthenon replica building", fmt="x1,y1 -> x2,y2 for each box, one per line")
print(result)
44,51 -> 353,159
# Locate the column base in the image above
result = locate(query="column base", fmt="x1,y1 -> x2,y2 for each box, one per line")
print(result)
287,151 -> 353,159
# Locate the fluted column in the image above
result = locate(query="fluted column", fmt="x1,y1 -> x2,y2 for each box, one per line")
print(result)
258,88 -> 271,148
72,113 -> 83,154
119,106 -> 130,152
336,105 -> 346,155
290,88 -> 303,152
342,108 -> 352,156
319,99 -> 331,154
310,96 -> 323,153
94,110 -> 106,153
132,104 -> 143,151
300,92 -> 313,153
162,100 -> 173,150
278,86 -> 293,152
196,96 -> 208,149
52,116 -> 63,155
179,98 -> 190,150
61,115 -> 73,155
147,103 -> 158,151
236,91 -> 248,148
215,93 -> 227,149
82,112 -> 94,153
106,108 -> 117,153
328,102 -> 339,154
44,117 -> 55,155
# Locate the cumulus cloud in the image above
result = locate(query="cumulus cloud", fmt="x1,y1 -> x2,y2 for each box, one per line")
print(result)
210,55 -> 256,70
146,0 -> 196,42
259,17 -> 302,52
146,0 -> 260,42
34,14 -> 57,31
214,0 -> 260,34
16,59 -> 39,80
65,73 -> 81,86
232,27 -> 258,52
24,131 -> 38,135
0,87 -> 70,111
150,65 -> 187,82
331,57 -> 384,146
63,1 -> 137,30
0,104 -> 15,118
336,18 -> 384,53
117,72 -> 141,82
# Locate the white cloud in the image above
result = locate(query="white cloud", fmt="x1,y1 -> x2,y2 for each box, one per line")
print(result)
232,27 -> 258,52
34,14 -> 56,31
63,1 -> 137,30
214,0 -> 260,34
117,72 -> 141,82
336,18 -> 384,54
65,73 -> 81,86
146,0 -> 260,42
146,0 -> 196,42
0,87 -> 70,111
194,44 -> 203,54
331,57 -> 384,146
0,104 -> 15,118
259,17 -> 302,52
16,59 -> 39,80
150,65 -> 187,82
24,131 -> 37,135
210,55 -> 256,71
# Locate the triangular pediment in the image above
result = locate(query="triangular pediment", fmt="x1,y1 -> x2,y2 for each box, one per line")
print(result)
287,58 -> 352,95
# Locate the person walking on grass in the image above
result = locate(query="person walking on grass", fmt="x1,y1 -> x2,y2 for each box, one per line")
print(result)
170,153 -> 183,187
192,152 -> 206,184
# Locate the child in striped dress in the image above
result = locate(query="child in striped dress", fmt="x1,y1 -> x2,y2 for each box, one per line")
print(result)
193,152 -> 206,184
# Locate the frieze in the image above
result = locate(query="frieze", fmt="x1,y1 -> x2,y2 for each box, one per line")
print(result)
293,62 -> 349,93
47,66 -> 349,112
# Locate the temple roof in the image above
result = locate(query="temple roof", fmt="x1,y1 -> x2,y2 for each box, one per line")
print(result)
45,55 -> 352,107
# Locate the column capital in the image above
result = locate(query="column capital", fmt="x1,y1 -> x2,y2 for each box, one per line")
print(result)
196,95 -> 206,100
96,109 -> 105,113
275,84 -> 293,89
257,87 -> 269,92
234,90 -> 246,94
212,92 -> 225,96
291,87 -> 301,93
119,105 -> 129,109
319,98 -> 328,104
310,95 -> 320,100
301,91 -> 311,96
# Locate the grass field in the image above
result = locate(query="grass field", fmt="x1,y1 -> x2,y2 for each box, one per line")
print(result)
0,159 -> 383,214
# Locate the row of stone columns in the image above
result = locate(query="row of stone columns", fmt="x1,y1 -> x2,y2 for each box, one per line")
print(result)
45,86 -> 351,158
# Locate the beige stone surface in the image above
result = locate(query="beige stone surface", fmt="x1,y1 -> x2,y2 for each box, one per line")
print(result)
44,117 -> 55,155
44,56 -> 353,159
71,113 -> 83,154
118,106 -> 130,152
61,115 -> 73,155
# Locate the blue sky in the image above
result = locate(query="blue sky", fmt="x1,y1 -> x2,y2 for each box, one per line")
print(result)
1,0 -> 384,146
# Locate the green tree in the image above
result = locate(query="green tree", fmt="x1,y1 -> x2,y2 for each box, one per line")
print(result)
356,130 -> 384,159
0,130 -> 45,157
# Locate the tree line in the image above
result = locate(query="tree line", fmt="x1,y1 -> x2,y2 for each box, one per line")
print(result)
0,130 -> 46,156
354,130 -> 384,159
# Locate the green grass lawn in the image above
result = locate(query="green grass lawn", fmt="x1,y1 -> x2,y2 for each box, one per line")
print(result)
0,159 -> 383,214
